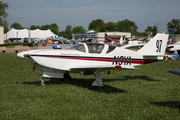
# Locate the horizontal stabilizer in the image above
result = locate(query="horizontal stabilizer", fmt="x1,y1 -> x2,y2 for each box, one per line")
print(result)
142,55 -> 174,57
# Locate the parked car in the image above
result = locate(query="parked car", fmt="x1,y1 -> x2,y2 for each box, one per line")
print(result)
23,40 -> 34,47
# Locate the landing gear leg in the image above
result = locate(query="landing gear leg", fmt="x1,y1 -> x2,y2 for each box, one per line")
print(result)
92,71 -> 103,88
38,75 -> 46,86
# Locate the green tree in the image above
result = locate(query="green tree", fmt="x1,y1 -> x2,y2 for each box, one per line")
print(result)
49,23 -> 59,35
0,1 -> 9,33
39,23 -> 59,35
117,19 -> 138,36
40,24 -> 50,30
59,31 -> 64,37
64,25 -> 72,39
145,26 -> 157,36
88,19 -> 104,32
136,32 -> 148,37
167,18 -> 180,34
0,18 -> 8,33
30,25 -> 40,30
72,26 -> 85,33
102,22 -> 118,32
10,22 -> 24,29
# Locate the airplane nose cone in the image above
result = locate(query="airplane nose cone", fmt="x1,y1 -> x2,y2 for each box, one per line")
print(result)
17,51 -> 28,59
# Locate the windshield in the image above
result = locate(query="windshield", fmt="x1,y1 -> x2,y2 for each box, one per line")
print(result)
106,45 -> 116,53
68,43 -> 105,53
86,43 -> 104,54
68,44 -> 85,52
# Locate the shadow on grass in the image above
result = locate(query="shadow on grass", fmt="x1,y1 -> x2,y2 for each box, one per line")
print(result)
103,75 -> 160,82
150,101 -> 180,110
20,78 -> 126,94
19,74 -> 159,93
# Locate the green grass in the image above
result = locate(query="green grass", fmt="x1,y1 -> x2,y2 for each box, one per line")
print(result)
0,53 -> 180,120
0,42 -> 43,48
0,43 -> 24,48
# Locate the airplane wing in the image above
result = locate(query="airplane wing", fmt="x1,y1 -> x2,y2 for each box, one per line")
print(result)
168,70 -> 180,76
70,65 -> 138,72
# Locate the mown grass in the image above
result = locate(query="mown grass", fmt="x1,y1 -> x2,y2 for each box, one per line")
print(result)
0,43 -> 23,48
0,53 -> 180,120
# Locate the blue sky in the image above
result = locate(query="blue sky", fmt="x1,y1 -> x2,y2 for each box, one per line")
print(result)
4,0 -> 180,33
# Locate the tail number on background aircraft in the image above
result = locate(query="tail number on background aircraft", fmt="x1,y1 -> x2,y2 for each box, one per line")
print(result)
112,56 -> 131,65
156,40 -> 162,52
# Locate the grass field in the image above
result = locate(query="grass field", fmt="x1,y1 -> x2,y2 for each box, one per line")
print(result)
0,53 -> 180,120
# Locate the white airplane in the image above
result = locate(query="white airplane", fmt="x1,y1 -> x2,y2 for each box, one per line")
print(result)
17,33 -> 169,87
167,41 -> 180,52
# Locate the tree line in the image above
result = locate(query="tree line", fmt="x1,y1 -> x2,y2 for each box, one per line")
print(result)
1,1 -> 180,39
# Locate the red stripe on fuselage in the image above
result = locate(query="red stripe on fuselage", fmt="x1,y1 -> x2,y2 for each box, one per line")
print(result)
37,56 -> 159,65
131,59 -> 159,64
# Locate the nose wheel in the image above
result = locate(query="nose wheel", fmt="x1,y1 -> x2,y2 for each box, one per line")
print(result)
38,72 -> 71,86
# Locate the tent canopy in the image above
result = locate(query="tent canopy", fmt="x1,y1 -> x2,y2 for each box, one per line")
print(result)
4,28 -> 58,40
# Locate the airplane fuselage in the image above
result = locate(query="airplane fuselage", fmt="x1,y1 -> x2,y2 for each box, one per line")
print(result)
17,33 -> 169,87
18,43 -> 160,74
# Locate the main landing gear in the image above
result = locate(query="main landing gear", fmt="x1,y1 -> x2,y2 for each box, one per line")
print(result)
91,71 -> 103,89
38,71 -> 103,88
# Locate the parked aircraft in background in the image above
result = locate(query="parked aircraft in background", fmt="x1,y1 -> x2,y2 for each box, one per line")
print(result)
168,70 -> 180,75
17,33 -> 169,88
166,41 -> 180,52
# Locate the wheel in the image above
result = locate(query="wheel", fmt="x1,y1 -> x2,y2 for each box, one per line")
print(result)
62,74 -> 71,82
63,77 -> 70,81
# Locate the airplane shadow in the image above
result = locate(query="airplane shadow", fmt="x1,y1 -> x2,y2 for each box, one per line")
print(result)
103,75 -> 160,82
20,78 -> 126,94
150,101 -> 180,110
19,75 -> 159,94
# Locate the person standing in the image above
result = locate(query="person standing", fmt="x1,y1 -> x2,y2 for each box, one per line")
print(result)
75,39 -> 79,45
21,38 -> 24,43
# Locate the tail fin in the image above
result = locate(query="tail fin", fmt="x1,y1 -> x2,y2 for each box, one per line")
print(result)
138,33 -> 169,56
